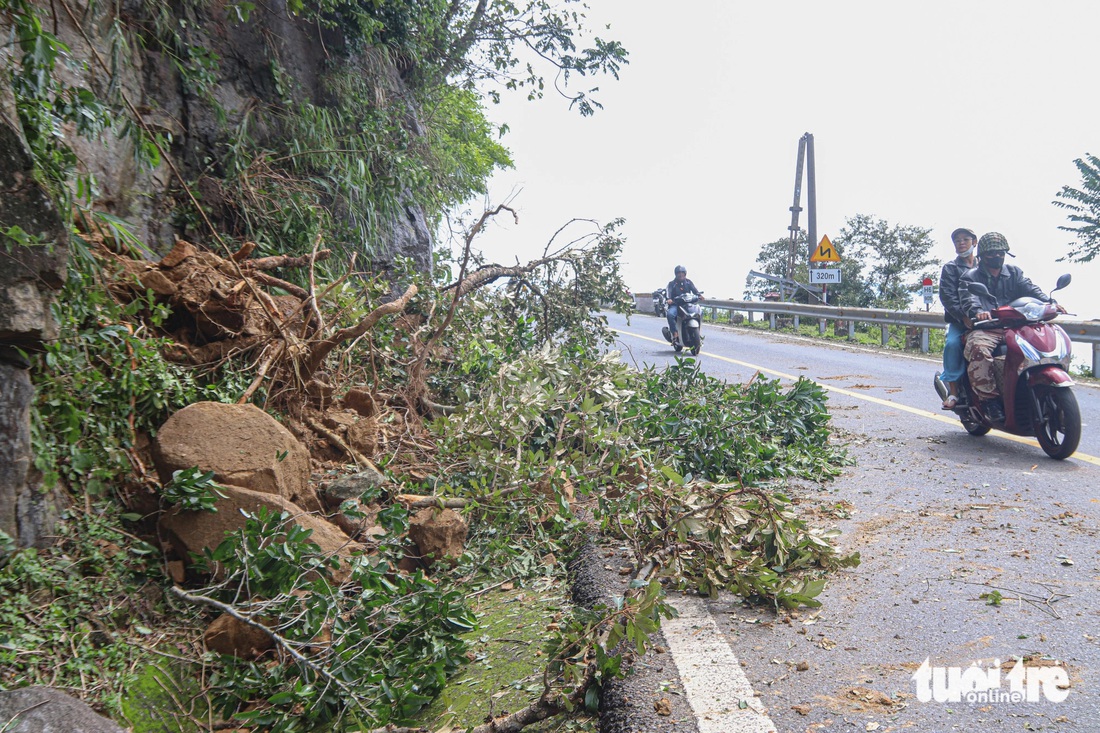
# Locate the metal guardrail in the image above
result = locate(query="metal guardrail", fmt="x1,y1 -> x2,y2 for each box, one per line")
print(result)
633,294 -> 1100,374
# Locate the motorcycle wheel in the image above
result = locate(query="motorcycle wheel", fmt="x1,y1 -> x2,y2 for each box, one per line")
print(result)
961,417 -> 990,436
1034,386 -> 1081,460
688,327 -> 701,355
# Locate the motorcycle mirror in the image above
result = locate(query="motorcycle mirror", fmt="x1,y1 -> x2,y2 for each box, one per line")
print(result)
1053,273 -> 1072,293
966,281 -> 992,298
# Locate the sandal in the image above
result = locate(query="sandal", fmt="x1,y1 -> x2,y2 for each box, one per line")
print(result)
942,395 -> 959,409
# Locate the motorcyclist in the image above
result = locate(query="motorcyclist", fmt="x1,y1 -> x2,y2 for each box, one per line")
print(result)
666,265 -> 703,345
938,227 -> 977,409
959,232 -> 1063,422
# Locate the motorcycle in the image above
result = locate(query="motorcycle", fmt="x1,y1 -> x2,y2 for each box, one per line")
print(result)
661,291 -> 704,355
652,287 -> 668,318
934,274 -> 1080,459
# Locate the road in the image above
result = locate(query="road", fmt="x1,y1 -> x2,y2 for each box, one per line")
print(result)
606,312 -> 1100,733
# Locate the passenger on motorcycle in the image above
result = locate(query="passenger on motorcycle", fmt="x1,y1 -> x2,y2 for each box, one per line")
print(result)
939,227 -> 977,409
959,232 -> 1064,422
666,265 -> 703,345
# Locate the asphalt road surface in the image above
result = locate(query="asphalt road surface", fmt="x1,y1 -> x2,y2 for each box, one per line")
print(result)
606,312 -> 1100,733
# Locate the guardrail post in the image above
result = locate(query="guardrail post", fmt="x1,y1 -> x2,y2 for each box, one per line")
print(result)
748,309 -> 754,323
793,315 -> 800,330
819,318 -> 826,335
881,325 -> 889,346
920,328 -> 929,353
848,321 -> 855,340
769,313 -> 776,330
1093,343 -> 1099,379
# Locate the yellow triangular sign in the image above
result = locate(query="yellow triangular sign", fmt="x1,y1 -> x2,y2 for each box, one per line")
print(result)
809,234 -> 841,263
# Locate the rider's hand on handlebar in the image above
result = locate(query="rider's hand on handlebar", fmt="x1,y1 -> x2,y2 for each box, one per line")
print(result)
976,311 -> 992,322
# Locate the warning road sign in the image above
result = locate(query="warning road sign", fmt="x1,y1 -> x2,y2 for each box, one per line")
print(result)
809,235 -> 841,263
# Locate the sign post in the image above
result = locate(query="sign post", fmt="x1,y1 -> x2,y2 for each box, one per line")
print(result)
922,277 -> 934,311
809,235 -> 842,305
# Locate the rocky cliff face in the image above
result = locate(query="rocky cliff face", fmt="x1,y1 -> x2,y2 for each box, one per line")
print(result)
22,0 -> 433,269
0,0 -> 434,547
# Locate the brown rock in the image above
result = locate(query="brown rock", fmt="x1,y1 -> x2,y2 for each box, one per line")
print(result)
159,239 -> 198,268
346,420 -> 379,457
342,388 -> 377,418
153,401 -> 319,513
407,507 -> 467,568
159,484 -> 360,581
203,613 -> 273,659
166,560 -> 186,584
322,410 -> 358,433
138,268 -> 177,296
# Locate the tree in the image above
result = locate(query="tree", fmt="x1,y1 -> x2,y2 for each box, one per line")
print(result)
833,214 -> 937,309
1053,153 -> 1100,263
335,0 -> 630,116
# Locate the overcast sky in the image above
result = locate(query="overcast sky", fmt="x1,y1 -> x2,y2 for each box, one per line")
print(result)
468,1 -> 1098,318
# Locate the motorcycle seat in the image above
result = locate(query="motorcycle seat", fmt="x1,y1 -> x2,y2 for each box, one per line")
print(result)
992,343 -> 1008,358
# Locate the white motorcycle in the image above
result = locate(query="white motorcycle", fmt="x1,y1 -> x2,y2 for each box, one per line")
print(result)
661,291 -> 704,355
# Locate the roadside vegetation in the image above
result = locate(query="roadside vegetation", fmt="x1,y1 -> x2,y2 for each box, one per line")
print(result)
2,1 -> 857,732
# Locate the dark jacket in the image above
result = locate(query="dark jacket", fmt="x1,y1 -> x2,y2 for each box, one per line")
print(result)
939,255 -> 974,326
666,278 -> 701,301
958,263 -> 1048,322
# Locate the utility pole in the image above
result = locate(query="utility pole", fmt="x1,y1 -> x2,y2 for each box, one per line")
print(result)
786,137 -> 805,302
787,132 -> 818,302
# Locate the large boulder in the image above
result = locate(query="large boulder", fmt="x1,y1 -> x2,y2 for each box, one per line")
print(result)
0,687 -> 126,733
408,507 -> 467,569
159,483 -> 360,580
203,614 -> 274,659
153,401 -> 319,513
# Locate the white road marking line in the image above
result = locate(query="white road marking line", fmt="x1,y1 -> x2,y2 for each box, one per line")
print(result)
614,327 -> 1100,468
662,595 -> 777,733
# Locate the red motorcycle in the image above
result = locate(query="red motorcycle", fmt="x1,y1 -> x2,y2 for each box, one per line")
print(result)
934,274 -> 1080,459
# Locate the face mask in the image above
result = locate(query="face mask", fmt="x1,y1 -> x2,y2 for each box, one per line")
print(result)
982,255 -> 1005,270
959,243 -> 976,259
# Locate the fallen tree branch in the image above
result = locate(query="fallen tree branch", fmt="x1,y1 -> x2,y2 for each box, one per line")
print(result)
306,417 -> 380,473
168,587 -> 371,717
302,284 -> 418,378
163,335 -> 266,366
248,271 -> 310,300
241,249 -> 332,271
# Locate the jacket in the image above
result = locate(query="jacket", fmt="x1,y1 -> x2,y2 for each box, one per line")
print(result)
939,255 -> 974,326
666,278 -> 701,301
958,263 -> 1048,322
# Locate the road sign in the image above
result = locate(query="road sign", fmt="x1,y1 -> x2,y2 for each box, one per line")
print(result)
809,268 -> 842,284
809,234 -> 841,263
922,277 -> 934,305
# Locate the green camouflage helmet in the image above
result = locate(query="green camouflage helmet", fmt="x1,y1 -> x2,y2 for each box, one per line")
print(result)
978,232 -> 1010,256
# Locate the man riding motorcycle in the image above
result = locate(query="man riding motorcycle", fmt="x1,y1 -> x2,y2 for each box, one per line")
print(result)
959,232 -> 1065,422
665,265 -> 703,346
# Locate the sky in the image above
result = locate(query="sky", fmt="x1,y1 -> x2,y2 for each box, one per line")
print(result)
463,0 -> 1099,320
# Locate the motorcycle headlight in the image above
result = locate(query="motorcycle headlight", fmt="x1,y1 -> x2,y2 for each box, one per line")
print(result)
1016,301 -> 1048,321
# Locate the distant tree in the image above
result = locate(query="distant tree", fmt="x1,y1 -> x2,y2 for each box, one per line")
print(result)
833,214 -> 937,309
1053,153 -> 1100,263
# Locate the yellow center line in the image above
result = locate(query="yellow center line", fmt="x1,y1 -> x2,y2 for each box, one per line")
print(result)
615,328 -> 1100,467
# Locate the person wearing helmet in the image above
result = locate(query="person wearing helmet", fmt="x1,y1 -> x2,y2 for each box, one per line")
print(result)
938,227 -> 978,409
665,265 -> 703,344
958,232 -> 1062,421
